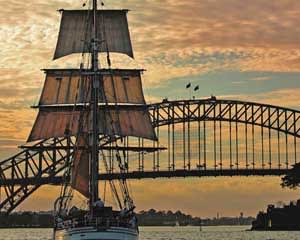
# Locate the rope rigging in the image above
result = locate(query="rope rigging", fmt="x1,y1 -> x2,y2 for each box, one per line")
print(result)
56,1 -> 93,215
56,0 -> 136,216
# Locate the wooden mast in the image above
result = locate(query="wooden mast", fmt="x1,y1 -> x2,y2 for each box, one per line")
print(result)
90,0 -> 100,213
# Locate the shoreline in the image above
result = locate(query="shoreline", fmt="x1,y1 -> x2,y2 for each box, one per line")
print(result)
0,225 -> 251,229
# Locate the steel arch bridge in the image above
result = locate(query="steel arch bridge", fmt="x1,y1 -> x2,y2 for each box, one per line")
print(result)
0,98 -> 299,213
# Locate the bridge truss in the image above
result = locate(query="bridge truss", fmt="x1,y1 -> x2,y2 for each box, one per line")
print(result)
0,99 -> 299,213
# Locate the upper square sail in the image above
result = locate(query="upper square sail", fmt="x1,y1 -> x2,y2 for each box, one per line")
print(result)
54,10 -> 134,59
39,69 -> 145,105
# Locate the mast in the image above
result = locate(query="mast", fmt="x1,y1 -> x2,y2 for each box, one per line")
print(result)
90,0 -> 99,211
36,2 -> 156,211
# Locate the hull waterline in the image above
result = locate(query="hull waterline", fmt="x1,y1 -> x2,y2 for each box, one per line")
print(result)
54,226 -> 138,240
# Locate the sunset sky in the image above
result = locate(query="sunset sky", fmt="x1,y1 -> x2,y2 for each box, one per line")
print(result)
1,0 -> 300,217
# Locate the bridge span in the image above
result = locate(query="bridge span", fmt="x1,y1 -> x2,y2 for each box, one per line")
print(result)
0,98 -> 299,213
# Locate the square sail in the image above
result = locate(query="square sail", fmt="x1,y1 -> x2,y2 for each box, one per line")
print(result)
54,10 -> 133,59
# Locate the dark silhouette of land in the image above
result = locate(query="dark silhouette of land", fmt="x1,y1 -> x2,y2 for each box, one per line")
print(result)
0,209 -> 254,228
252,200 -> 300,230
138,209 -> 253,226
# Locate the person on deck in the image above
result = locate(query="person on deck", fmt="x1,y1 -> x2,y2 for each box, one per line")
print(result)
93,198 -> 104,209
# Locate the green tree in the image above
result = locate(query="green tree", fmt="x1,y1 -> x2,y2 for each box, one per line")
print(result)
281,163 -> 300,189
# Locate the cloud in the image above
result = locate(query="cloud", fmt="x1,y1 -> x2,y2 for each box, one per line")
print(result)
219,87 -> 300,109
2,0 -> 300,86
251,76 -> 272,81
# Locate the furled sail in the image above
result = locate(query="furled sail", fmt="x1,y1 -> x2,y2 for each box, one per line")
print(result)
54,10 -> 133,60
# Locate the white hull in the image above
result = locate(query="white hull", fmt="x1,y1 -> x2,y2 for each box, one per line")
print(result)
54,226 -> 138,240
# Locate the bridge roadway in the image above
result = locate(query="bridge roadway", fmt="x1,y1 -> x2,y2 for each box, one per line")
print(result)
0,169 -> 290,186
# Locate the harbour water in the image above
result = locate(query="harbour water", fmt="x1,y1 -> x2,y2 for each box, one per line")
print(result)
0,226 -> 299,240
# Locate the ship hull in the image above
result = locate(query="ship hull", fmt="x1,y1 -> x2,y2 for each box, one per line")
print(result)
54,226 -> 138,240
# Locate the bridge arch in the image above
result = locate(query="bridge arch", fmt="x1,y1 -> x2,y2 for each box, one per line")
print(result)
148,99 -> 300,137
137,98 -> 299,175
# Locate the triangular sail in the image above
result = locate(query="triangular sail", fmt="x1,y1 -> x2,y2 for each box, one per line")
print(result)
54,10 -> 134,60
71,133 -> 89,198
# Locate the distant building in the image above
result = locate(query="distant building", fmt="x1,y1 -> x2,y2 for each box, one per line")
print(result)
252,200 -> 300,230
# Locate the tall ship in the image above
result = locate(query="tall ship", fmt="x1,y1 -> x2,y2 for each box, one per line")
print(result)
23,0 -> 157,239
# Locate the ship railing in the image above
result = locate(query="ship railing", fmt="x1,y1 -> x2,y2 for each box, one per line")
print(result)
55,216 -> 134,230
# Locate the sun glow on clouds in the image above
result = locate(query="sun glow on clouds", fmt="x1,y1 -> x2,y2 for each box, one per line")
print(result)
1,0 -> 300,215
